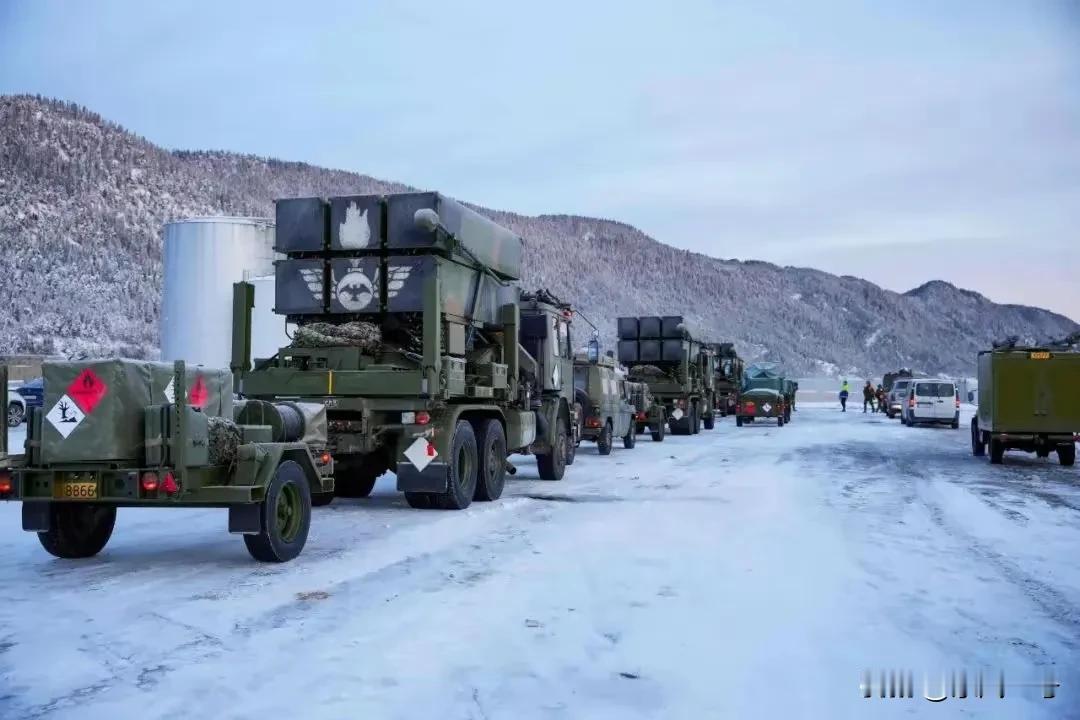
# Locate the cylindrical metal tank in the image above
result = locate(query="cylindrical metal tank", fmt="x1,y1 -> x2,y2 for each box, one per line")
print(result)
161,217 -> 276,368
249,274 -> 291,362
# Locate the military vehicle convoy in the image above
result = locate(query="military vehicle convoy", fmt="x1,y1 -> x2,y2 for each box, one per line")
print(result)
735,363 -> 791,427
236,192 -> 579,510
709,342 -> 743,418
628,380 -> 666,441
0,359 -> 332,562
618,316 -> 717,435
971,342 -> 1080,466
573,353 -> 637,454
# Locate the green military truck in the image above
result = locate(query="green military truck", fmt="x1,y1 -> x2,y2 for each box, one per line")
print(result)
617,316 -> 717,435
237,192 -> 579,510
573,352 -> 637,454
736,364 -> 790,427
971,343 -> 1080,466
627,379 -> 666,441
709,342 -> 743,418
0,359 -> 332,562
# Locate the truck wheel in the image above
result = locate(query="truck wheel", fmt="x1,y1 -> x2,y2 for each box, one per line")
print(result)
405,492 -> 436,509
650,419 -> 665,442
971,418 -> 985,456
37,504 -> 116,559
1059,443 -> 1076,467
989,438 -> 1005,465
597,422 -> 613,455
537,415 -> 568,481
334,458 -> 381,498
244,461 -> 311,563
474,419 -> 507,501
703,412 -> 715,430
736,415 -> 744,427
777,415 -> 785,427
434,420 -> 478,510
7,401 -> 24,428
311,492 -> 335,507
623,423 -> 636,449
691,407 -> 701,435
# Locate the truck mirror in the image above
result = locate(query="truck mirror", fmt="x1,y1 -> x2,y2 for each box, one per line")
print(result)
414,208 -> 441,233
587,338 -> 600,364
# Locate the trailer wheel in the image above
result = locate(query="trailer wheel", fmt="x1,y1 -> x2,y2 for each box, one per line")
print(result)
651,418 -> 665,442
37,504 -> 116,559
971,418 -> 985,456
244,460 -> 311,563
989,438 -> 1005,465
597,421 -> 613,456
736,415 -> 744,427
537,415 -> 568,481
434,420 -> 478,510
405,492 -> 436,509
691,406 -> 701,435
1059,443 -> 1076,467
703,412 -> 715,430
311,492 -> 335,507
777,415 -> 785,428
474,419 -> 507,502
623,423 -> 636,449
334,458 -> 380,499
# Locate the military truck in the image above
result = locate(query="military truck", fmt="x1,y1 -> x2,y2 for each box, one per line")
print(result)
971,342 -> 1080,466
708,342 -> 743,418
882,368 -> 914,392
617,316 -> 716,435
573,352 -> 637,454
0,359 -> 332,562
736,364 -> 790,427
627,380 -> 665,441
237,192 -> 579,510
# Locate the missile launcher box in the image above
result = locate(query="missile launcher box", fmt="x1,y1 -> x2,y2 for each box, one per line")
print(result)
617,317 -> 639,340
36,360 -> 232,465
638,316 -> 663,339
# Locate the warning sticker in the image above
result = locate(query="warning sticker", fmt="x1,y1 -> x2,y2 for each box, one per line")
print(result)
46,394 -> 86,438
403,437 -> 437,472
762,403 -> 773,413
66,368 -> 107,414
671,408 -> 685,421
163,377 -> 175,404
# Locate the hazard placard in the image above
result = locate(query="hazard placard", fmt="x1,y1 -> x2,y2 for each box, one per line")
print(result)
46,394 -> 86,439
189,375 -> 208,409
66,368 -> 107,414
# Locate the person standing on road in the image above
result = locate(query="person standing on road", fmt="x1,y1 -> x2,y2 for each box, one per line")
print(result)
839,380 -> 850,412
875,384 -> 887,413
862,380 -> 875,413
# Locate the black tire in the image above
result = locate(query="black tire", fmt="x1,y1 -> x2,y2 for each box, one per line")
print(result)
971,418 -> 985,457
335,470 -> 379,499
1036,448 -> 1050,459
1059,443 -> 1076,467
537,414 -> 568,481
37,503 -> 116,559
566,417 -> 580,466
736,415 -> 744,427
989,438 -> 1005,465
311,492 -> 335,507
7,401 -> 24,428
691,406 -> 701,435
777,415 -> 785,428
474,419 -> 507,502
623,422 -> 636,449
703,412 -> 715,430
434,420 -> 479,510
650,418 -> 665,442
405,492 -> 436,509
244,460 -> 312,563
597,422 -> 613,456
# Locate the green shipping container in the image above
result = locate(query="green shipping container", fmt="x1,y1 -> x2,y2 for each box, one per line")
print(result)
977,350 -> 1080,434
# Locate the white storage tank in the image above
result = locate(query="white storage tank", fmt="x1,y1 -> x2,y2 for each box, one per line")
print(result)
161,217 -> 277,368
248,274 -> 291,362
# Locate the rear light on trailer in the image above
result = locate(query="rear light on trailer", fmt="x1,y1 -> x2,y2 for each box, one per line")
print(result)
415,411 -> 431,425
743,401 -> 756,413
585,416 -> 603,429
0,472 -> 12,496
636,411 -> 646,421
161,472 -> 179,495
140,472 -> 159,493
319,451 -> 332,465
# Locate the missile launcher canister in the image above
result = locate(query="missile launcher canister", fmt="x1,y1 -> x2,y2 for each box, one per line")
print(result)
2,359 -> 332,563
237,192 -> 579,510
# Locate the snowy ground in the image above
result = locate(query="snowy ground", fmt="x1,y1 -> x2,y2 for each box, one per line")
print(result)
2,406 -> 1079,719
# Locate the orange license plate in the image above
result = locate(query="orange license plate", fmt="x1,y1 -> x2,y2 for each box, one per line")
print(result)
1030,351 -> 1051,360
54,480 -> 98,500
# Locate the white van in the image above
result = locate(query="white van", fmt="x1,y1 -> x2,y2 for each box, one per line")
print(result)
901,379 -> 960,428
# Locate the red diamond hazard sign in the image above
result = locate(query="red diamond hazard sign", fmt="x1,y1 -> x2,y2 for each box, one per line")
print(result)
189,374 -> 208,409
66,368 -> 108,414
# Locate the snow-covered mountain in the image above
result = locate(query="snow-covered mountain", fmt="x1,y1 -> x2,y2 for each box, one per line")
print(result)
1,95 -> 1076,375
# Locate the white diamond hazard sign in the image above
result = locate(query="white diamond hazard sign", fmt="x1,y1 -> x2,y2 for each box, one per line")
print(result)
671,408 -> 684,420
46,394 -> 86,439
163,377 -> 175,404
762,403 -> 772,413
403,437 -> 437,472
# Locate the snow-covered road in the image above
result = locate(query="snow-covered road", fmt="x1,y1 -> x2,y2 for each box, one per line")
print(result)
2,406 -> 1078,719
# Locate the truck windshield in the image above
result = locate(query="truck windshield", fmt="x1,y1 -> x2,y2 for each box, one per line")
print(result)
573,367 -> 587,392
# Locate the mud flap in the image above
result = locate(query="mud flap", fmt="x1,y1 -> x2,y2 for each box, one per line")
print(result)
396,461 -> 450,493
22,502 -> 50,532
228,503 -> 262,535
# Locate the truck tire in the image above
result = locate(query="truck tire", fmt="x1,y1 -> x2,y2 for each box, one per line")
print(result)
405,492 -> 436,509
736,415 -> 744,427
335,468 -> 379,499
244,460 -> 311,563
989,438 -> 1005,465
37,503 -> 116,559
474,419 -> 507,502
597,421 -> 613,456
971,418 -> 985,456
434,420 -> 479,510
537,415 -> 568,481
7,401 -> 24,428
703,412 -> 715,430
1059,443 -> 1076,467
777,415 -> 784,427
311,492 -> 335,507
623,423 -> 636,449
691,407 -> 701,435
650,419 -> 665,442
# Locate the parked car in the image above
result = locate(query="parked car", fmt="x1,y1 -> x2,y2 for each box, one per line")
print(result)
15,377 -> 44,412
885,378 -> 913,419
901,379 -> 960,428
7,384 -> 25,427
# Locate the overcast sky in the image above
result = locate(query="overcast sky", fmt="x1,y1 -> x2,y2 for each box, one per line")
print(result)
2,0 -> 1078,320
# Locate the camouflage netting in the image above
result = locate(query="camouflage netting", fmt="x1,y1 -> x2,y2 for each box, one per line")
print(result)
208,416 -> 242,468
291,321 -> 382,351
628,365 -> 666,379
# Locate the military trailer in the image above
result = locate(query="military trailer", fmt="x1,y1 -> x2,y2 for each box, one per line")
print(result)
573,353 -> 637,454
238,192 -> 579,510
0,359 -> 331,562
971,344 -> 1080,466
617,316 -> 716,435
708,342 -> 743,418
735,364 -> 789,427
627,380 -> 665,441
